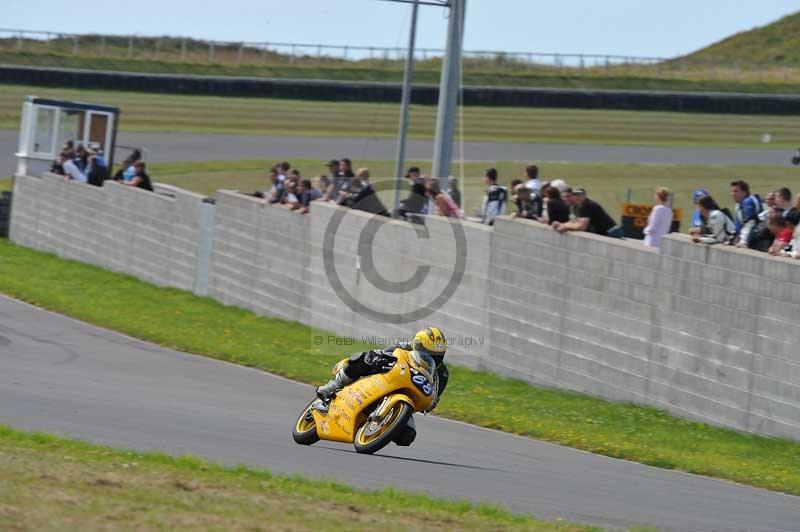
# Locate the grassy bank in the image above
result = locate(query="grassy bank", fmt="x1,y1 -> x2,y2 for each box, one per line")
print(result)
0,425 -> 596,531
4,48 -> 800,94
147,159 -> 799,223
2,83 -> 800,148
0,239 -> 798,496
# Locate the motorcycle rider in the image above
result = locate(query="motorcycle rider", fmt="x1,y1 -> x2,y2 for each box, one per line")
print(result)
316,326 -> 449,415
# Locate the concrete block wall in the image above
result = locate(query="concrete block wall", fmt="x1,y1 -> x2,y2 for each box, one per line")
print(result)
9,177 -> 800,439
489,217 -> 800,440
9,173 -> 208,293
207,190 -> 309,323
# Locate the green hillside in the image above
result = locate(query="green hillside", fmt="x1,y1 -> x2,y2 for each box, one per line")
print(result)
683,11 -> 800,63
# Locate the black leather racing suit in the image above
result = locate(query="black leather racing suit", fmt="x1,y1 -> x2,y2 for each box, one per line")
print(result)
342,342 -> 449,409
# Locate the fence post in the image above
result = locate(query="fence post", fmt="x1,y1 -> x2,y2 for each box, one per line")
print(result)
16,33 -> 23,51
605,55 -> 610,76
237,42 -> 244,64
100,35 -> 106,57
343,45 -> 348,60
263,43 -> 270,63
154,38 -> 161,60
180,38 -> 187,61
579,54 -> 584,70
289,44 -> 296,65
72,35 -> 79,56
208,42 -> 215,63
127,36 -> 133,58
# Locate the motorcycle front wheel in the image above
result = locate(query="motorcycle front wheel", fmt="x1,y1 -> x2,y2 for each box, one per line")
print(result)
292,400 -> 320,445
353,402 -> 413,454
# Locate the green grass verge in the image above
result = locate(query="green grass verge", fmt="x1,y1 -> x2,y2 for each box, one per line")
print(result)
2,83 -> 800,148
146,159 -> 800,225
0,239 -> 799,496
0,424 -> 599,531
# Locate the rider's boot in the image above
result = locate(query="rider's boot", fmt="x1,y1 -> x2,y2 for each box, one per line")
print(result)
316,369 -> 353,405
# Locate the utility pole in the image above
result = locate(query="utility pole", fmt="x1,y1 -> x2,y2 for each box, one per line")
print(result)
431,0 -> 465,189
392,0 -> 420,218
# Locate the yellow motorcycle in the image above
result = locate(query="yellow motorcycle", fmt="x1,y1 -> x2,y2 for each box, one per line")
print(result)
292,347 -> 438,454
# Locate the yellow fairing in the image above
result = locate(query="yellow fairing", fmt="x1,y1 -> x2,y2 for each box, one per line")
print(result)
312,349 -> 434,444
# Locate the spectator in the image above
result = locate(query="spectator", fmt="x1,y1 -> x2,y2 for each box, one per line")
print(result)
113,149 -> 142,183
85,155 -> 109,187
643,187 -> 673,248
283,179 -> 300,207
480,168 -> 507,226
742,191 -> 778,251
341,176 -> 389,217
356,168 -> 370,184
276,161 -> 291,181
511,183 -> 541,220
339,158 -> 355,179
296,179 -> 322,214
49,156 -> 65,175
542,185 -> 571,225
690,188 -> 710,230
406,166 -> 423,185
396,180 -> 428,222
288,168 -> 301,181
88,148 -> 107,168
325,159 -> 340,177
60,151 -> 87,183
448,178 -> 461,208
74,144 -> 89,173
119,161 -> 153,191
523,164 -> 540,191
691,196 -> 735,245
766,212 -> 794,256
61,140 -> 75,160
266,168 -> 286,204
315,175 -> 330,194
775,187 -> 793,217
426,180 -> 460,218
730,180 -> 761,245
554,188 -> 622,238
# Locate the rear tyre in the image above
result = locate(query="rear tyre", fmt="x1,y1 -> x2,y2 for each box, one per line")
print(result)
292,400 -> 320,445
353,402 -> 413,454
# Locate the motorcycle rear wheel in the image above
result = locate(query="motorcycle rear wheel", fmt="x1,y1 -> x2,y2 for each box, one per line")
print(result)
292,400 -> 320,445
353,402 -> 413,454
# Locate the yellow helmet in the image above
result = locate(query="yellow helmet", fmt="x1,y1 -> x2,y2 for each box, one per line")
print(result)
413,326 -> 447,359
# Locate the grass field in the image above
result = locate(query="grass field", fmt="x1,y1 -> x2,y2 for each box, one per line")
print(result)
1,239 -> 799,497
2,83 -> 800,148
145,159 -> 800,222
0,425 -> 600,531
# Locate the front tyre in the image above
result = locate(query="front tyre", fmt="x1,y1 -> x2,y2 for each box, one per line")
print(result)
292,400 -> 320,445
354,402 -> 413,454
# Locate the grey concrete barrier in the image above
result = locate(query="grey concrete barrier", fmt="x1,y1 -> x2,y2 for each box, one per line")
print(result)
4,64 -> 800,114
9,176 -> 800,440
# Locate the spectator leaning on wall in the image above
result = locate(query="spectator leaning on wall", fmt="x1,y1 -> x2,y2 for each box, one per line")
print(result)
480,168 -> 507,226
120,161 -> 154,192
539,184 -> 571,225
691,195 -> 735,245
643,187 -> 674,248
554,188 -> 623,238
510,183 -> 541,220
60,151 -> 87,183
448,178 -> 461,208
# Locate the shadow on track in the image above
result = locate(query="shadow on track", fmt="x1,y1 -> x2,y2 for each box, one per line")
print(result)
317,444 -> 509,473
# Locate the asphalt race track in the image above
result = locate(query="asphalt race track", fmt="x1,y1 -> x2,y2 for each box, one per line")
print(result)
1,295 -> 797,531
0,128 -> 794,179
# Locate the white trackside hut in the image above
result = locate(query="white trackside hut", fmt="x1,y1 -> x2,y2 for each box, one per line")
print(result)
15,96 -> 120,177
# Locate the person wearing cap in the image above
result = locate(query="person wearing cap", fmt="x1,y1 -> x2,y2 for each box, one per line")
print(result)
554,188 -> 623,238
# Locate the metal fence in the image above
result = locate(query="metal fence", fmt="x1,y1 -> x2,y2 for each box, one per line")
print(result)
1,27 -> 798,83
